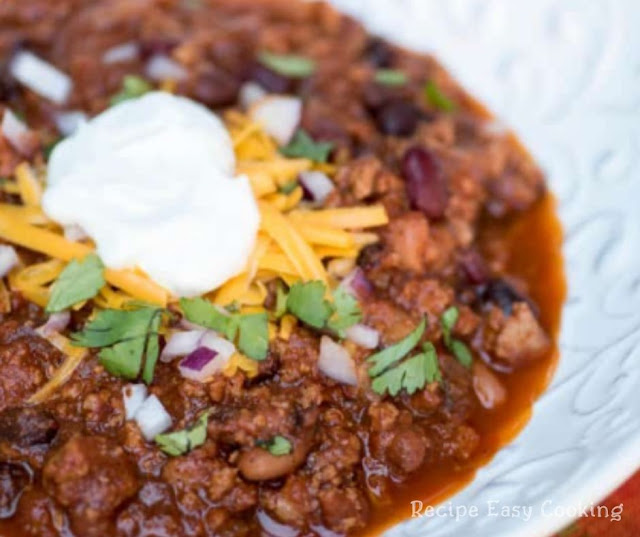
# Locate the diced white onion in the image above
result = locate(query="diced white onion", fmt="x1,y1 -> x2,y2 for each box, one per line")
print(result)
10,50 -> 72,105
160,329 -> 206,362
249,96 -> 301,145
299,170 -> 334,204
102,42 -> 139,64
239,82 -> 267,110
63,224 -> 88,242
122,383 -> 148,420
145,54 -> 187,82
54,111 -> 88,136
345,324 -> 379,350
318,336 -> 358,386
0,245 -> 19,278
134,394 -> 172,440
1,108 -> 35,156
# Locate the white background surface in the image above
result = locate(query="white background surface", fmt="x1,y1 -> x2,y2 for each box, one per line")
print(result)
328,1 -> 640,536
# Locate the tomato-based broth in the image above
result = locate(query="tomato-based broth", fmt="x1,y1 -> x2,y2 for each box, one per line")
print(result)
0,1 -> 566,536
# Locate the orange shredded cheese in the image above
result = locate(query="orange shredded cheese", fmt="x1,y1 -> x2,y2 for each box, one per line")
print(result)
15,162 -> 43,207
289,205 -> 389,229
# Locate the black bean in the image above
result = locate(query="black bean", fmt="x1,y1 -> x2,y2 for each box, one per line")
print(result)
375,99 -> 421,137
480,279 -> 524,315
365,38 -> 395,68
401,146 -> 449,219
0,407 -> 58,447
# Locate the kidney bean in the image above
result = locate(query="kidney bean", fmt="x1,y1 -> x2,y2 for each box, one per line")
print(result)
249,62 -> 293,94
458,250 -> 489,285
365,38 -> 394,68
401,146 -> 449,219
192,69 -> 239,107
0,407 -> 58,447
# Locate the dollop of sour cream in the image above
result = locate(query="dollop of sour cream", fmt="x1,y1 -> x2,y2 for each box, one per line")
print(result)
42,92 -> 259,297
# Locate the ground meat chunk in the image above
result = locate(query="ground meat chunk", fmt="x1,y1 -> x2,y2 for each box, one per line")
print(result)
261,476 -> 312,528
42,435 -> 139,536
318,487 -> 369,534
380,212 -> 430,273
386,427 -> 428,474
487,302 -> 550,367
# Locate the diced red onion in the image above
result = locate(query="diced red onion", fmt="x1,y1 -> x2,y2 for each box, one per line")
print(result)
145,54 -> 187,82
54,111 -> 88,136
199,331 -> 236,359
0,244 -> 19,278
37,311 -> 71,336
102,42 -> 139,64
249,96 -> 301,145
318,336 -> 358,386
134,394 -> 172,441
299,170 -> 334,204
239,82 -> 267,110
1,109 -> 37,156
10,50 -> 72,105
122,383 -> 148,420
339,268 -> 373,300
177,332 -> 235,382
345,324 -> 379,350
160,329 -> 206,362
63,224 -> 88,242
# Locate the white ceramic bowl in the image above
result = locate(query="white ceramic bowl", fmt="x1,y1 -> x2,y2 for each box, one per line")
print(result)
328,1 -> 640,536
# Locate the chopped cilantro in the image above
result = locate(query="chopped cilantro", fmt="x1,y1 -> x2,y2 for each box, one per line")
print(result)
180,297 -> 238,340
367,319 -> 426,377
279,180 -> 299,194
424,80 -> 456,112
439,307 -> 473,368
237,312 -> 269,360
327,287 -> 362,337
110,75 -> 152,106
71,307 -> 163,383
374,69 -> 408,86
258,51 -> 316,78
371,342 -> 441,396
46,254 -> 105,313
155,411 -> 209,456
286,281 -> 333,329
180,297 -> 268,360
440,306 -> 459,348
260,435 -> 292,456
450,339 -> 473,368
280,130 -> 333,163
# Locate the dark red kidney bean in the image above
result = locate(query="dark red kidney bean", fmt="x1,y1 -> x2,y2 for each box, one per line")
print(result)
459,250 -> 489,285
139,39 -> 178,61
0,461 -> 31,519
375,100 -> 421,136
480,279 -> 524,315
365,38 -> 394,67
362,81 -> 400,111
0,407 -> 58,446
401,146 -> 449,219
192,69 -> 239,108
249,62 -> 293,94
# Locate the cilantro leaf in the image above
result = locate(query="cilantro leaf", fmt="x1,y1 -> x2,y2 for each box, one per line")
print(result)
451,339 -> 473,368
237,312 -> 269,360
424,80 -> 456,112
371,342 -> 441,396
440,306 -> 459,348
260,435 -> 292,456
279,180 -> 299,194
374,69 -> 408,86
72,307 -> 162,383
286,281 -> 333,329
327,287 -> 362,337
110,75 -> 152,106
46,254 -> 105,313
440,306 -> 472,368
367,318 -> 426,377
155,411 -> 209,456
180,297 -> 238,340
280,130 -> 333,163
258,51 -> 315,78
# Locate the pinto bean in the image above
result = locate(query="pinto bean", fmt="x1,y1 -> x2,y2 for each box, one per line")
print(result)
472,362 -> 507,410
238,434 -> 312,482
